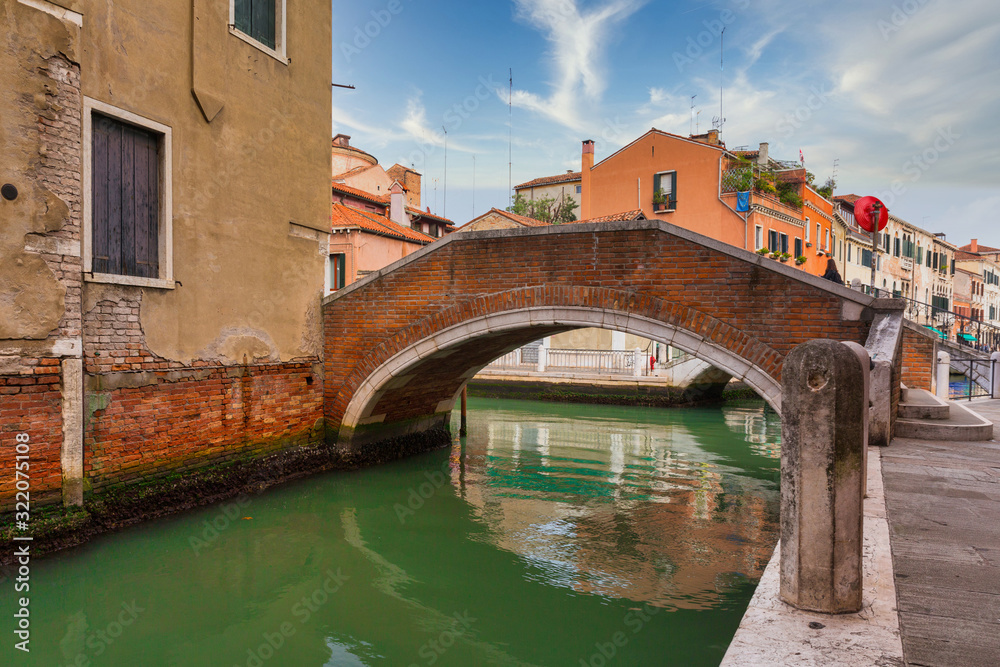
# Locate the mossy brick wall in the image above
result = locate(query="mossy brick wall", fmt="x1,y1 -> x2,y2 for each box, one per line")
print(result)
324,224 -> 875,433
0,362 -> 64,509
901,328 -> 935,391
84,362 -> 323,491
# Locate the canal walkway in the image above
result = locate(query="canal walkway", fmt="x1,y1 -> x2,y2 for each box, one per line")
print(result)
723,398 -> 1000,666
882,398 -> 1000,666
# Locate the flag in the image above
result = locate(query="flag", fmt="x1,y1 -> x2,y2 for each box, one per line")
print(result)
736,191 -> 750,212
799,149 -> 804,165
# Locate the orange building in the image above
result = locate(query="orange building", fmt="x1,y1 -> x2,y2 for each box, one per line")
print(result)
578,129 -> 838,278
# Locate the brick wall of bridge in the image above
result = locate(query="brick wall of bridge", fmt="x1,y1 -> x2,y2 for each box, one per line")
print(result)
901,327 -> 936,392
323,223 -> 877,445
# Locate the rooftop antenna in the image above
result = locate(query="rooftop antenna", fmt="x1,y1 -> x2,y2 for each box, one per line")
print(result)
689,95 -> 697,135
696,110 -> 702,134
472,155 -> 476,218
508,68 -> 513,209
442,126 -> 448,219
713,28 -> 726,131
832,158 -> 840,187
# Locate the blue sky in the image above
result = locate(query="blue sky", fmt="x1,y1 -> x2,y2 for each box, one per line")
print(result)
331,0 -> 1000,245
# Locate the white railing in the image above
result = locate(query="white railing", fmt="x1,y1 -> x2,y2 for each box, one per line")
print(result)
485,347 -> 654,376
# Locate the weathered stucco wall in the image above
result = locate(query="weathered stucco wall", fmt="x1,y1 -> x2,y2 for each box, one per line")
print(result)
1,0 -> 333,510
0,2 -> 81,351
74,0 -> 332,365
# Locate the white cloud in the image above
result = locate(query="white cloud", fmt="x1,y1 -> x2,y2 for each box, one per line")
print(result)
508,0 -> 648,131
399,94 -> 477,153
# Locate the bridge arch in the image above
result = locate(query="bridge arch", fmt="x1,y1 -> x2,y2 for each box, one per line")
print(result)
339,299 -> 784,448
323,219 -> 891,458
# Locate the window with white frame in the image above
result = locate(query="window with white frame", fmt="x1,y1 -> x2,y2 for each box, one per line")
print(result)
653,171 -> 677,209
84,98 -> 173,289
755,225 -> 763,250
805,218 -> 810,242
230,0 -> 287,62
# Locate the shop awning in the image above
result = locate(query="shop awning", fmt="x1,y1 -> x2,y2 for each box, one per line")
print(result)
958,333 -> 977,342
924,326 -> 946,339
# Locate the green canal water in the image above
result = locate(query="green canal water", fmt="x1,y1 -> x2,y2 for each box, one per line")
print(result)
2,398 -> 781,666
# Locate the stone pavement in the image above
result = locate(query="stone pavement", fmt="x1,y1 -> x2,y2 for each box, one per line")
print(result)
881,398 -> 1000,667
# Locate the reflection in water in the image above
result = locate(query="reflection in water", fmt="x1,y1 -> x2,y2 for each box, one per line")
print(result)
1,398 -> 780,667
457,400 -> 781,611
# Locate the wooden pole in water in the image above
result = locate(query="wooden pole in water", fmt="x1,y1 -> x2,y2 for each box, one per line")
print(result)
460,386 -> 468,437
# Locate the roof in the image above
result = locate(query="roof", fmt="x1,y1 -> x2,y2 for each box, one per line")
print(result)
514,171 -> 582,190
331,181 -> 387,207
330,203 -> 434,244
960,242 -> 1000,254
460,208 -> 550,230
833,194 -> 861,205
572,210 -> 647,224
592,128 -> 728,172
956,250 -> 985,262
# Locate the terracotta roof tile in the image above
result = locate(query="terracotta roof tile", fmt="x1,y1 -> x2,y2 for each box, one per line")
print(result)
514,172 -> 582,190
331,182 -> 387,206
572,209 -> 646,224
959,242 -> 1000,254
331,203 -> 433,244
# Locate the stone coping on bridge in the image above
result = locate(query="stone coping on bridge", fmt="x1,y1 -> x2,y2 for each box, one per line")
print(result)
721,447 -> 904,666
322,218 -> 906,317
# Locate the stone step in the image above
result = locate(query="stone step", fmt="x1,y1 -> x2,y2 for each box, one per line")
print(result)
895,400 -> 994,442
899,387 -> 950,420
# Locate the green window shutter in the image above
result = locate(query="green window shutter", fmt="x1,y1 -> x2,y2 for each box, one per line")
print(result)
670,172 -> 677,208
235,0 -> 251,34
235,0 -> 275,49
652,173 -> 661,199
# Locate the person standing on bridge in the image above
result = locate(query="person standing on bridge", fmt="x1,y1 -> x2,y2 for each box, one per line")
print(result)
822,258 -> 844,285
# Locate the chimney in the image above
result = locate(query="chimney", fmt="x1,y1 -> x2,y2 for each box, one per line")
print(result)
332,133 -> 351,148
581,140 -> 595,219
706,129 -> 719,145
971,239 -> 978,253
757,142 -> 769,166
389,181 -> 407,226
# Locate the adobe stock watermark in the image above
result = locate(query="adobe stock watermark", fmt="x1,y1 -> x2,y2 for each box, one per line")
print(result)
235,568 -> 349,667
672,0 -> 750,73
394,462 -> 450,524
189,495 -> 252,556
399,74 -> 503,172
59,601 -> 145,667
406,611 -> 476,667
875,126 -> 960,208
878,0 -> 935,40
340,0 -> 414,63
775,84 -> 833,138
578,604 -> 661,667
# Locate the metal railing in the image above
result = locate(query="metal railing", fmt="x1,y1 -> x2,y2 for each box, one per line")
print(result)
862,287 -> 1000,352
948,354 -> 993,400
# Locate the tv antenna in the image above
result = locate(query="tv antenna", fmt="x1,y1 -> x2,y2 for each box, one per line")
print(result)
442,126 -> 448,219
715,28 -> 726,131
508,68 -> 513,209
690,95 -> 697,135
832,158 -> 840,185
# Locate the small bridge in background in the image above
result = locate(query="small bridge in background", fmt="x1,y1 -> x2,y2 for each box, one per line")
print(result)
322,219 -> 907,455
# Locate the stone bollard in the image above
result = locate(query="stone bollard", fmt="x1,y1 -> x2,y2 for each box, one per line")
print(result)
633,348 -> 643,377
936,351 -> 951,401
840,341 -> 872,498
780,339 -> 865,614
537,346 -> 547,373
993,352 -> 1000,400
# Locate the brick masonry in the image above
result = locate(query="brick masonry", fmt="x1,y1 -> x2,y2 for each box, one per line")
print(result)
323,223 -> 879,445
85,363 -> 324,491
901,327 -> 936,392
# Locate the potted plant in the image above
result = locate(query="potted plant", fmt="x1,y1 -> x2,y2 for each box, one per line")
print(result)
769,251 -> 781,259
756,247 -> 770,256
779,252 -> 792,262
795,255 -> 807,265
816,248 -> 825,256
652,189 -> 666,212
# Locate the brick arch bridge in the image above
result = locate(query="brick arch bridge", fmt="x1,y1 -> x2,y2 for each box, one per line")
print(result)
323,220 -> 896,455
